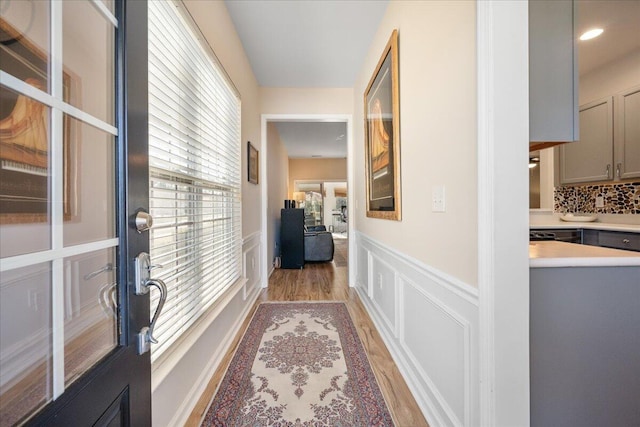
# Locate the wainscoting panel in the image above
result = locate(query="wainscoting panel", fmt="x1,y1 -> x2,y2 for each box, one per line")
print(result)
243,232 -> 262,300
370,254 -> 398,336
355,231 -> 479,427
356,241 -> 369,294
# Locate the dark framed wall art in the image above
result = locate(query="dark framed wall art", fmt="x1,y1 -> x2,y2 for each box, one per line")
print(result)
247,141 -> 258,184
364,29 -> 401,220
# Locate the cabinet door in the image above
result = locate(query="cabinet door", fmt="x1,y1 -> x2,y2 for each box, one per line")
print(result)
560,96 -> 613,184
615,85 -> 640,179
529,0 -> 578,146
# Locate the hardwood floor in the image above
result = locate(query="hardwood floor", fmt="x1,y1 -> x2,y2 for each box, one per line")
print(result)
186,239 -> 428,426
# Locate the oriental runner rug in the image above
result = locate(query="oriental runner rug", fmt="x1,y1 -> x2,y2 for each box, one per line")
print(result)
201,302 -> 394,426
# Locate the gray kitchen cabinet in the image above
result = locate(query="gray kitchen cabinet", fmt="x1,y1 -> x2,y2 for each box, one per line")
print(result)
559,96 -> 613,183
615,85 -> 640,179
529,0 -> 578,151
560,85 -> 640,184
530,266 -> 640,426
582,229 -> 640,252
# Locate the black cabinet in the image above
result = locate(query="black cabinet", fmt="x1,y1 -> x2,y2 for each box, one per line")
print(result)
280,209 -> 304,269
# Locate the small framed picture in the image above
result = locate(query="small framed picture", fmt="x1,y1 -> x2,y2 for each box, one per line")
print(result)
247,141 -> 258,184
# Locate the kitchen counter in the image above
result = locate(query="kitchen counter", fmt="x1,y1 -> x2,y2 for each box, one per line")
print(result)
529,240 -> 640,267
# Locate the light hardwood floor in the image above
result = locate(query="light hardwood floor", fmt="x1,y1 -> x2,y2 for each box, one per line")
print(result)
186,239 -> 428,426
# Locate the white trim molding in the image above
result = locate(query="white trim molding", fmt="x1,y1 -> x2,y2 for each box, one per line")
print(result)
355,231 -> 479,426
477,1 -> 530,426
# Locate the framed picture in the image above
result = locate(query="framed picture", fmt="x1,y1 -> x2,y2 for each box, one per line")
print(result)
364,29 -> 401,220
0,18 -> 74,224
247,141 -> 258,184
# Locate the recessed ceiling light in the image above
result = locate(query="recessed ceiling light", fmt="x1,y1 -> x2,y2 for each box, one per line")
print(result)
579,28 -> 603,41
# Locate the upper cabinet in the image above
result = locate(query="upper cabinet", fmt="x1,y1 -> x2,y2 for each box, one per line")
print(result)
615,85 -> 640,180
560,96 -> 613,183
559,85 -> 640,184
529,0 -> 578,151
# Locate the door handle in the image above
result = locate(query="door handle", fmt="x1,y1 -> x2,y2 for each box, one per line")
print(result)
134,252 -> 167,354
139,278 -> 167,346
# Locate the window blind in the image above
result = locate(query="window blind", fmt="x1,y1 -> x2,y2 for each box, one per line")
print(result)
148,0 -> 241,361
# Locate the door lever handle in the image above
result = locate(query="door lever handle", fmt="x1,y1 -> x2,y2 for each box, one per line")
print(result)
134,252 -> 168,354
141,278 -> 167,345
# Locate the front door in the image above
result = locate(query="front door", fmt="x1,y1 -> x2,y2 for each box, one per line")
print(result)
0,0 -> 151,425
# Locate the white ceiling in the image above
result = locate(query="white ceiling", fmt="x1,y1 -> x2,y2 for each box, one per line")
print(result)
224,0 -> 389,87
577,0 -> 640,76
274,121 -> 347,159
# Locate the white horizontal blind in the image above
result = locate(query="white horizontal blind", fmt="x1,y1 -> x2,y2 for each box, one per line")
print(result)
148,0 -> 241,361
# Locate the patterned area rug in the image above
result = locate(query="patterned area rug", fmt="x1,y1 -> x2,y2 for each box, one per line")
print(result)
202,302 -> 394,426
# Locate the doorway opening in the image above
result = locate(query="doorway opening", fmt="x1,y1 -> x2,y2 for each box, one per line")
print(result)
260,115 -> 354,286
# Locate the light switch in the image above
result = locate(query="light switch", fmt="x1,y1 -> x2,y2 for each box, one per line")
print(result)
432,185 -> 446,212
595,196 -> 604,208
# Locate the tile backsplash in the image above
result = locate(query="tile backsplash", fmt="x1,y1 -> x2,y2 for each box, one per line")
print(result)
555,182 -> 640,214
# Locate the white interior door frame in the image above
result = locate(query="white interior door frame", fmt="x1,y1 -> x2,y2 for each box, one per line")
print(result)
260,114 -> 355,288
477,1 -> 530,425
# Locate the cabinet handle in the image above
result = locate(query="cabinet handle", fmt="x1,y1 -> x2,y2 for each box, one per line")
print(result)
616,163 -> 622,179
606,164 -> 611,179
622,239 -> 630,244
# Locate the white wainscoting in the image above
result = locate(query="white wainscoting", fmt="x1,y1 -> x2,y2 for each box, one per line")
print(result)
151,231 -> 262,426
243,231 -> 262,299
355,232 -> 479,427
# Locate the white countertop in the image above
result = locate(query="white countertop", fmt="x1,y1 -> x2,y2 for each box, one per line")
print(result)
529,241 -> 640,268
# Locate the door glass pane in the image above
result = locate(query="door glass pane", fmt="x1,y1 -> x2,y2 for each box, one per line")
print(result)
64,248 -> 117,387
0,0 -> 50,92
62,0 -> 114,124
0,263 -> 52,426
0,87 -> 51,257
63,115 -> 115,246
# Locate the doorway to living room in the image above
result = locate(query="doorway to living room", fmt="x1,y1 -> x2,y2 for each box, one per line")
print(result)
260,115 -> 354,286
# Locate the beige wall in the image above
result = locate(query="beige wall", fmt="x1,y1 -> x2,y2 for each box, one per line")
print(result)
260,87 -> 354,115
184,0 -> 262,238
288,158 -> 347,199
266,123 -> 290,267
580,49 -> 640,104
353,1 -> 478,286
